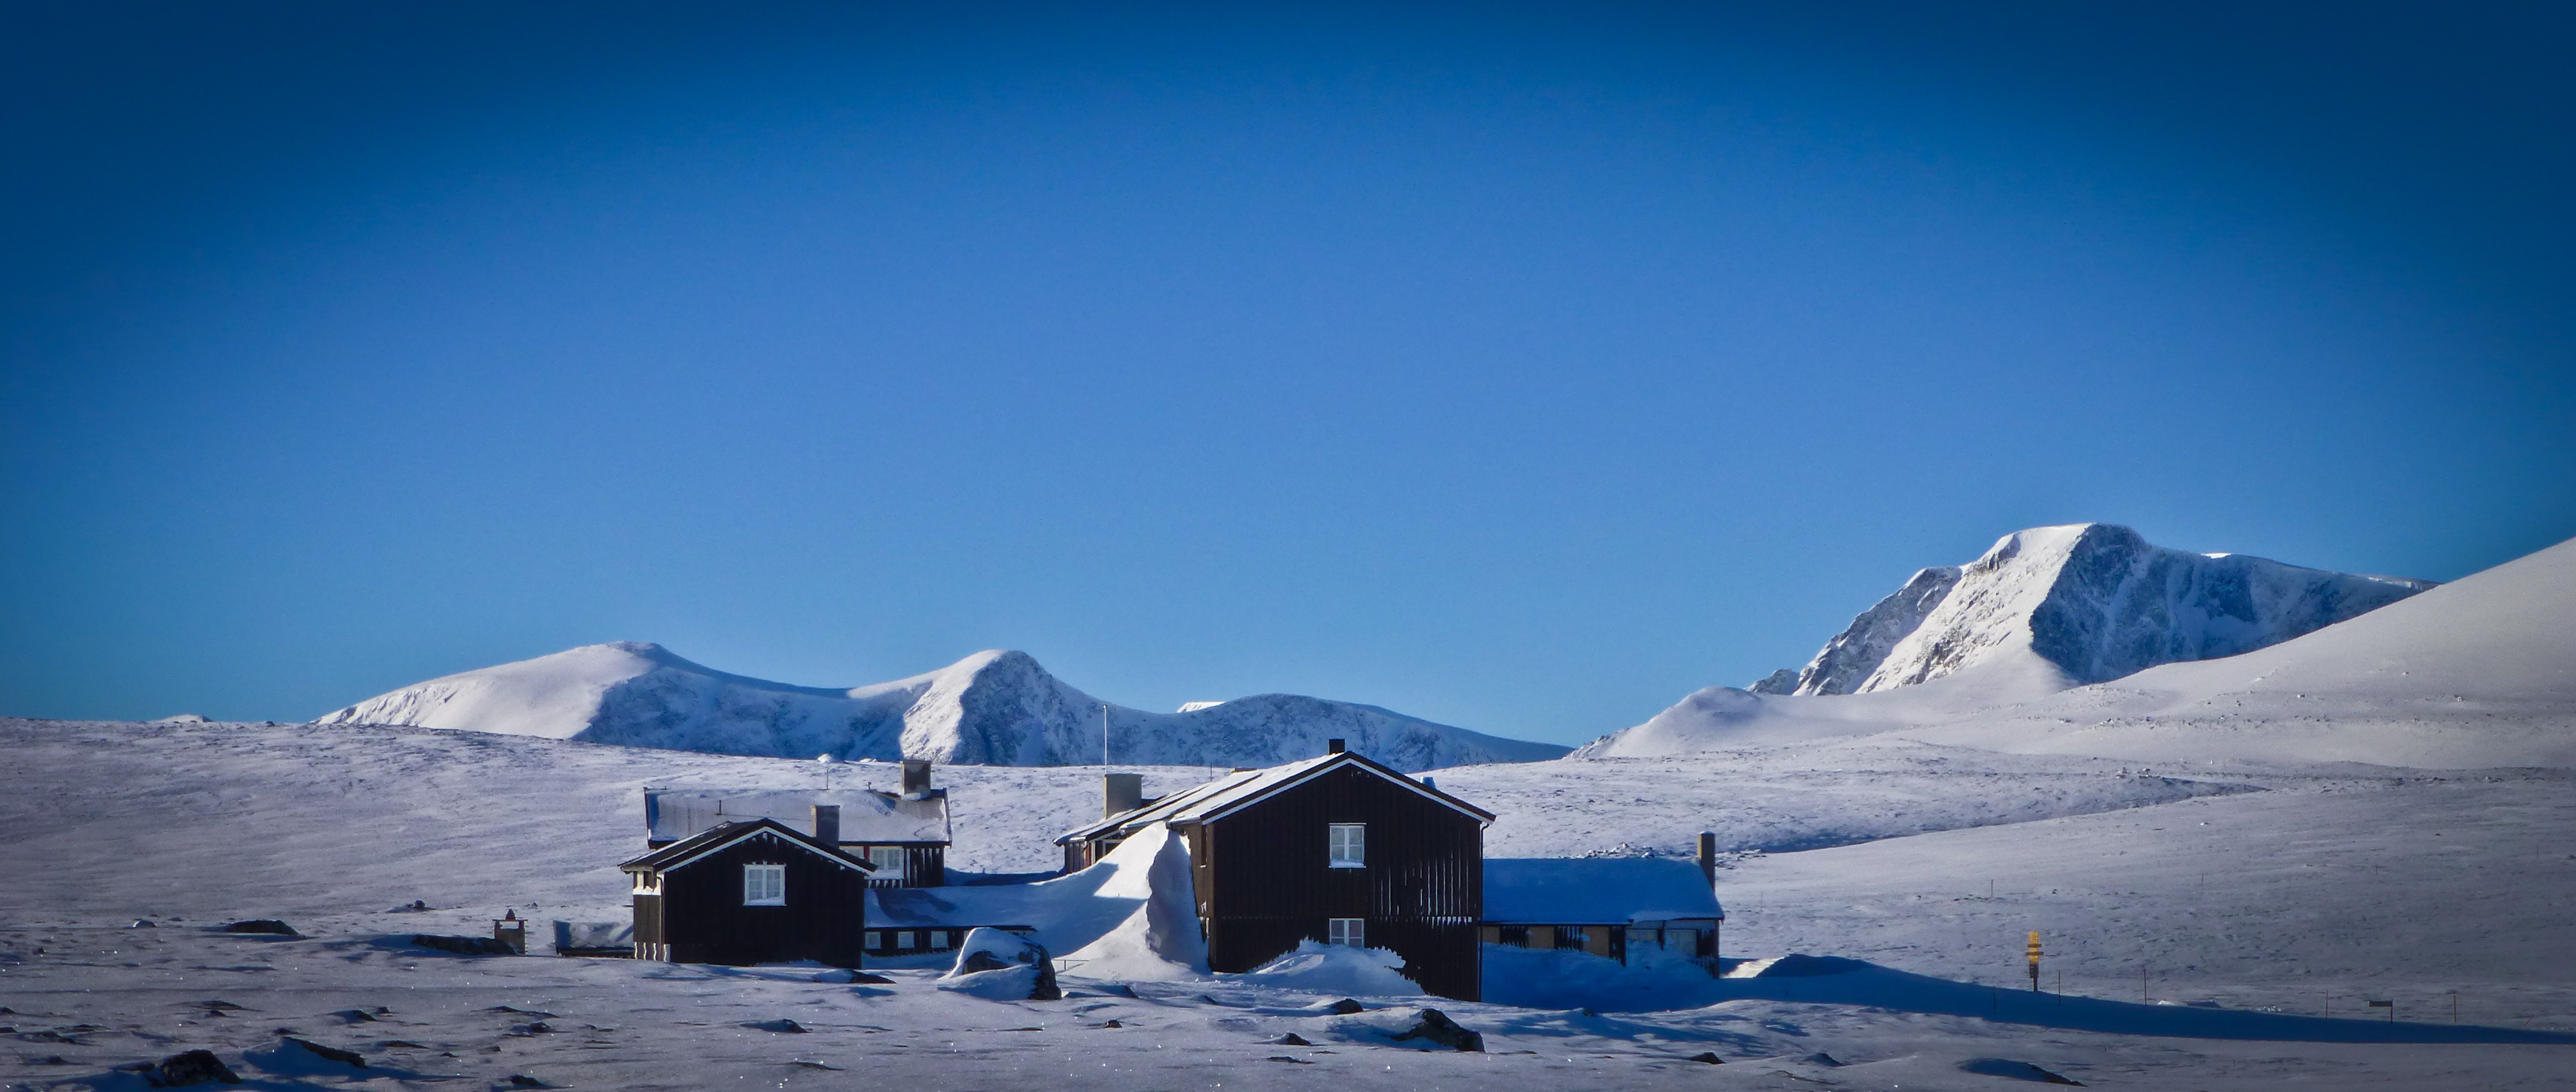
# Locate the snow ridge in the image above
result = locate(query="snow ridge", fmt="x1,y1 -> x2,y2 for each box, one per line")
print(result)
320,644 -> 1566,771
1756,524 -> 2433,696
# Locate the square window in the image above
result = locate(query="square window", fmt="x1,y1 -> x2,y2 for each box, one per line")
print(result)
1328,917 -> 1365,948
895,931 -> 915,950
930,930 -> 950,950
743,864 -> 785,906
865,931 -> 883,950
1327,824 -> 1365,868
868,846 -> 906,875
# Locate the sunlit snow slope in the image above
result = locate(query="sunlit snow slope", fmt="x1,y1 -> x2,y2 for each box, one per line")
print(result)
1751,523 -> 2431,697
1589,532 -> 2572,768
320,644 -> 1565,771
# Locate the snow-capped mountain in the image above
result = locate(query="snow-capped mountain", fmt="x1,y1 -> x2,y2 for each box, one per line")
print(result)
1585,529 -> 2576,769
1750,523 -> 2433,696
318,644 -> 1567,771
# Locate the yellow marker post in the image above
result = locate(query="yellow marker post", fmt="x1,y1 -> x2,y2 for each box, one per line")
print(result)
2026,931 -> 2042,992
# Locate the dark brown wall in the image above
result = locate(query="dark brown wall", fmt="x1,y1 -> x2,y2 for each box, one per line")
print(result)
654,830 -> 869,968
1191,763 -> 1483,1000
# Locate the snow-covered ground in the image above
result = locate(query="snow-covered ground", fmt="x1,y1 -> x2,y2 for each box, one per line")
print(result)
7,714 -> 2574,1090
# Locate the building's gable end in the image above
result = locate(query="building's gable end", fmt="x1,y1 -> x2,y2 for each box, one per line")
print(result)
1194,753 -> 1493,826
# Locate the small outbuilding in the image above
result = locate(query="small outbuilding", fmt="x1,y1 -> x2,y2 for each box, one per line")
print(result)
620,817 -> 875,967
1479,856 -> 1724,972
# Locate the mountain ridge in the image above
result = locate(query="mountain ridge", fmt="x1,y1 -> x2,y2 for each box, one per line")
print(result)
320,644 -> 1568,771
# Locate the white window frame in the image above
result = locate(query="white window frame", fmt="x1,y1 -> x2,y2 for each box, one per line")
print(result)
1327,823 -> 1366,868
1328,917 -> 1365,948
743,863 -> 785,906
867,845 -> 906,878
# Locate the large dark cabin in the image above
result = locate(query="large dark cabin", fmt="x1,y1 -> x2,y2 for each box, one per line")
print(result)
1059,741 -> 1492,1000
620,817 -> 874,967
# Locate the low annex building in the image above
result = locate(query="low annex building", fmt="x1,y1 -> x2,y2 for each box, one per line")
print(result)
645,760 -> 953,887
620,817 -> 876,967
1058,740 -> 1494,1001
1480,856 -> 1725,971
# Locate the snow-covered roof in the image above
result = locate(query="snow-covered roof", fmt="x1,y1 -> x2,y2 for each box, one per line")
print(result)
1056,752 -> 1493,845
1481,857 -> 1723,924
646,787 -> 950,845
1163,751 -> 1494,825
618,818 -> 874,875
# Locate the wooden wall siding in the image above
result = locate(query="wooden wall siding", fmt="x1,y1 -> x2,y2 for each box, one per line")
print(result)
1192,764 -> 1484,1000
632,894 -> 665,948
652,832 -> 868,968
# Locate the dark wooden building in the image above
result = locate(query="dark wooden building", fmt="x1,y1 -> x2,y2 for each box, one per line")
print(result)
644,760 -> 951,887
620,817 -> 874,967
1057,741 -> 1492,1001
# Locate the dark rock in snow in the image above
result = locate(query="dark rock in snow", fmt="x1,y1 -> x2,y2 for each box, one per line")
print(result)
221,920 -> 297,936
1306,998 -> 1365,1015
282,1037 -> 367,1067
743,1019 -> 808,1033
333,1009 -> 378,1023
1687,1052 -> 1724,1064
1386,1008 -> 1483,1052
1960,1058 -> 2085,1085
149,1048 -> 241,1086
412,934 -> 514,955
486,1006 -> 556,1018
847,971 -> 894,985
1265,1055 -> 1315,1063
506,1075 -> 555,1088
1805,1051 -> 1845,1066
1271,1033 -> 1310,1046
389,901 -> 430,913
1099,1019 -> 1123,1029
129,919 -> 157,928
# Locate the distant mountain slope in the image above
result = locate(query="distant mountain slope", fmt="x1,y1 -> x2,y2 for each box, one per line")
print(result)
1586,532 -> 2576,769
319,644 -> 1567,771
1751,523 -> 2433,696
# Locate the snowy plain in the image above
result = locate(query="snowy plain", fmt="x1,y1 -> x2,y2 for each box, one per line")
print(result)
7,713 -> 2575,1090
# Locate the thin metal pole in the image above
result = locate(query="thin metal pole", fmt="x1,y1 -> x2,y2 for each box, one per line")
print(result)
1101,703 -> 1110,769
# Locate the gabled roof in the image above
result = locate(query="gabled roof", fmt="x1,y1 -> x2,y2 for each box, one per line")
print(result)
620,818 -> 875,875
645,787 -> 950,845
1055,752 -> 1493,845
1483,857 -> 1724,924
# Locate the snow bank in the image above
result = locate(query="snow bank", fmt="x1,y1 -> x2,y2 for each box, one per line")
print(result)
1056,824 -> 1207,980
1225,940 -> 1422,997
1480,943 -> 1726,1012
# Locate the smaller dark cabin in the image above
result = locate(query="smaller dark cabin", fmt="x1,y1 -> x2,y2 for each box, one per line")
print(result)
1480,856 -> 1724,973
621,817 -> 874,967
1057,740 -> 1493,1001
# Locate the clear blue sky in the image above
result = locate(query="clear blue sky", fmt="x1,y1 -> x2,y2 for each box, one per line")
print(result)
5,3 -> 2572,745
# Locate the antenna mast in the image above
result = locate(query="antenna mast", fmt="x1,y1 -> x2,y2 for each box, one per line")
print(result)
1100,703 -> 1110,769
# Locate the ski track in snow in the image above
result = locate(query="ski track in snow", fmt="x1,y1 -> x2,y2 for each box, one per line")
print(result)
7,715 -> 2576,1089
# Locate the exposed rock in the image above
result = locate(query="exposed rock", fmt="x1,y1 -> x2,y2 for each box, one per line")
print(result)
128,919 -> 157,928
1688,1052 -> 1724,1064
1959,1057 -> 2085,1085
1271,1032 -> 1311,1046
1805,1051 -> 1844,1066
743,1019 -> 807,1033
221,920 -> 296,935
1385,1007 -> 1483,1052
149,1048 -> 241,1087
282,1037 -> 366,1067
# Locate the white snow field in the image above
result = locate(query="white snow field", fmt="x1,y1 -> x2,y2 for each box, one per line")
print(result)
7,711 -> 2576,1090
320,644 -> 1566,771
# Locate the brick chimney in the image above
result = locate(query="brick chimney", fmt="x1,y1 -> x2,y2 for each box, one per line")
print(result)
1697,832 -> 1718,889
1326,738 -> 1345,755
812,804 -> 841,846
